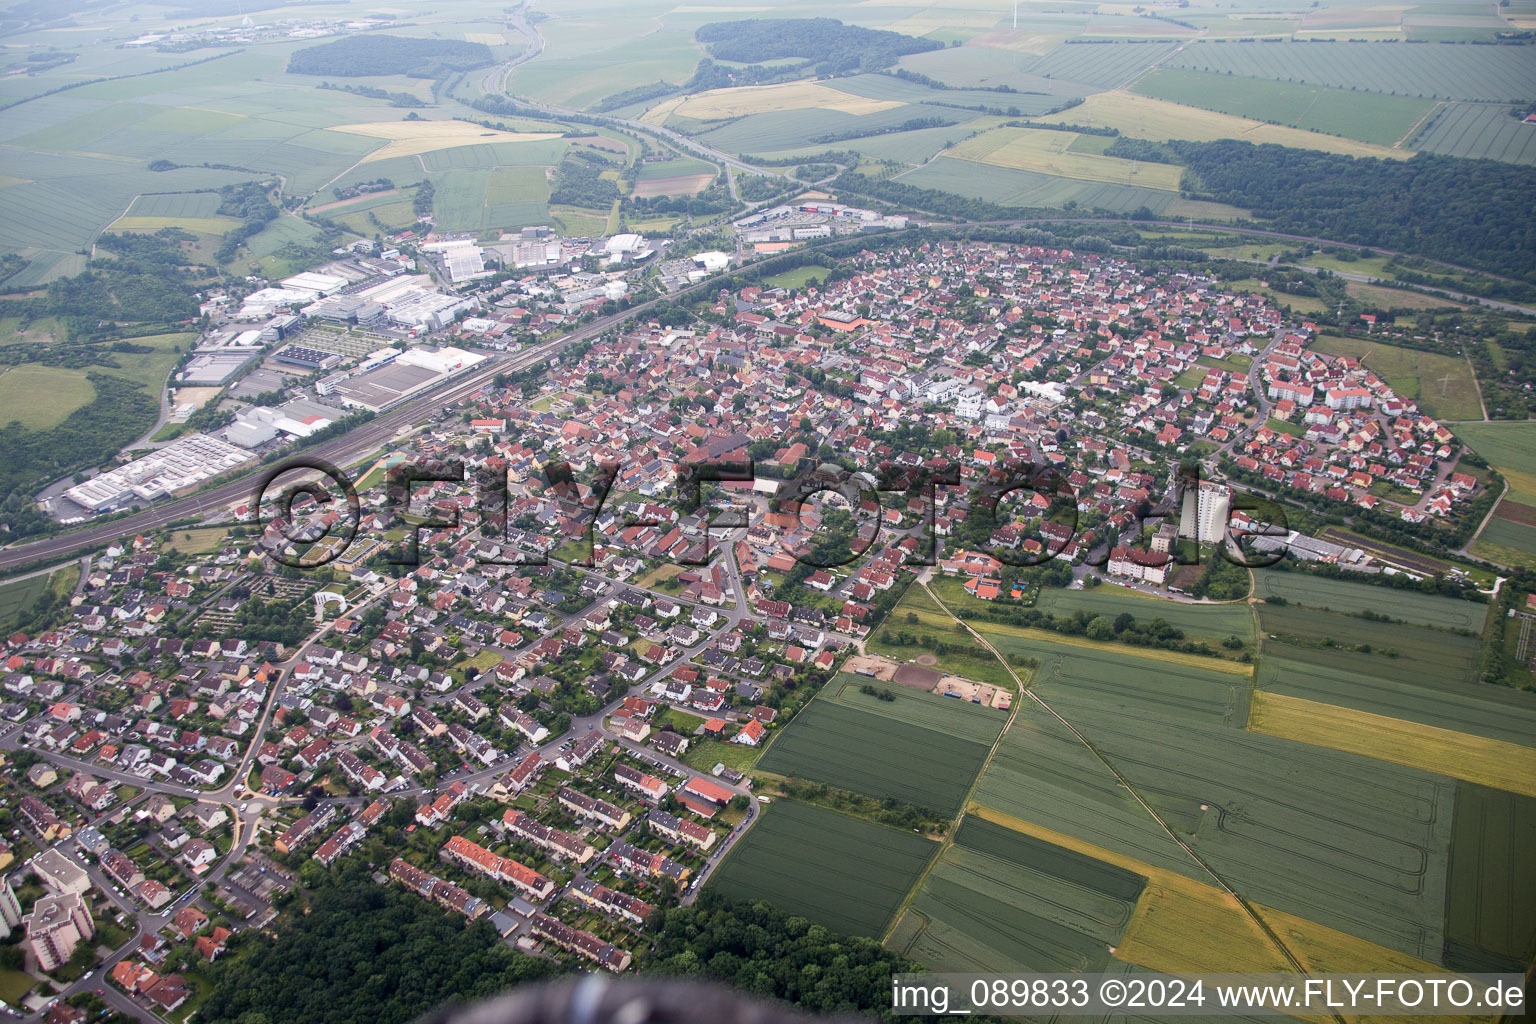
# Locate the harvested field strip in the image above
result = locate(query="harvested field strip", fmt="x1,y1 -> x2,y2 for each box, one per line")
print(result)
672,82 -> 903,119
707,799 -> 937,937
1442,782 -> 1536,969
972,619 -> 1254,675
1493,499 -> 1536,527
1251,570 -> 1484,628
820,673 -> 1005,746
972,805 -> 1453,991
756,700 -> 989,815
1036,90 -> 1411,159
1247,691 -> 1536,798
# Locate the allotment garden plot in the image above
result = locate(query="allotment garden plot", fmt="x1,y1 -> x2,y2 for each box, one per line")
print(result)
706,799 -> 936,938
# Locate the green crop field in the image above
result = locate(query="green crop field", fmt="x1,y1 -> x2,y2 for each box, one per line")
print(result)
1411,102 -> 1536,165
971,630 -> 1456,962
1478,515 -> 1536,555
1165,41 -> 1535,101
1131,68 -> 1433,146
1310,334 -> 1482,421
1442,783 -> 1536,970
1030,586 -> 1256,642
1257,602 -> 1480,682
1251,569 -> 1488,629
820,674 -> 1006,746
895,156 -> 1180,214
756,699 -> 991,816
1455,421 -> 1536,502
894,814 -> 1145,972
707,799 -> 937,937
636,157 -> 715,181
0,567 -> 67,629
904,40 -> 1182,92
124,192 -> 222,219
1255,651 -> 1536,748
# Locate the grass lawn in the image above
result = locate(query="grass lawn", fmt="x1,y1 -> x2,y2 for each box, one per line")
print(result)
166,527 -> 227,555
656,707 -> 704,735
1174,366 -> 1208,390
1265,416 -> 1305,437
761,265 -> 826,290
1197,353 -> 1253,374
681,738 -> 761,774
0,364 -> 96,430
0,970 -> 32,1004
453,649 -> 503,674
1312,334 -> 1482,422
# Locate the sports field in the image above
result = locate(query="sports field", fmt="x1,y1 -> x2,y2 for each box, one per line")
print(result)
1251,570 -> 1488,629
1311,334 -> 1482,421
1248,690 -> 1536,797
707,799 -> 937,937
1036,91 -> 1412,159
756,698 -> 991,816
1131,68 -> 1434,147
893,815 -> 1144,972
867,584 -> 1016,690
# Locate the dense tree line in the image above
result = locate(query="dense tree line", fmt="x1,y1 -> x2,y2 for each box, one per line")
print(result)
1170,141 -> 1536,283
287,35 -> 493,78
807,116 -> 956,145
646,893 -> 981,1022
198,877 -> 561,1024
694,18 -> 942,73
318,81 -> 425,107
831,171 -> 1024,221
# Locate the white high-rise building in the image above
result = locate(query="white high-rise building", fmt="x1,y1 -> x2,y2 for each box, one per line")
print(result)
0,877 -> 21,938
1180,480 -> 1231,546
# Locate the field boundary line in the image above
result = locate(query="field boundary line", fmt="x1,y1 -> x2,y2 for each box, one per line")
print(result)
880,574 -> 1029,947
1395,100 -> 1442,149
970,618 -> 1255,675
919,575 -> 1340,1020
